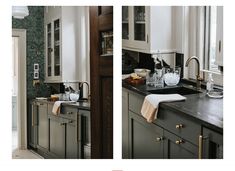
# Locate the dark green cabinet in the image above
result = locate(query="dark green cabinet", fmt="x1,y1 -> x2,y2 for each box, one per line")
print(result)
49,115 -> 66,158
164,130 -> 198,159
202,127 -> 223,159
79,110 -> 91,159
122,89 -> 129,158
123,89 -> 223,159
129,111 -> 164,159
29,101 -> 38,148
37,102 -> 49,151
66,119 -> 80,159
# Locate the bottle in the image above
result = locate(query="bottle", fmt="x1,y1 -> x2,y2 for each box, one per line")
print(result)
206,73 -> 214,92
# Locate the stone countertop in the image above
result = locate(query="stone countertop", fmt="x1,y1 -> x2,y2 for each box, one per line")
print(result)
123,81 -> 223,133
32,99 -> 90,110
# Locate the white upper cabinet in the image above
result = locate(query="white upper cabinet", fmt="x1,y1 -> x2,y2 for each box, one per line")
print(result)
122,6 -> 173,54
215,6 -> 223,67
44,6 -> 89,83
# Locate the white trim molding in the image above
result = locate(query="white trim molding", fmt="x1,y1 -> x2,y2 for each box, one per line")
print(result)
12,29 -> 27,150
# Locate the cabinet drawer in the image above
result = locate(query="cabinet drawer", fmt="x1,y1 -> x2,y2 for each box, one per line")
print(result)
164,130 -> 198,159
129,92 -> 145,115
157,108 -> 201,145
60,106 -> 77,120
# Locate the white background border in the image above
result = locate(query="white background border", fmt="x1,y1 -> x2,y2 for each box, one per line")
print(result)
0,0 -> 234,170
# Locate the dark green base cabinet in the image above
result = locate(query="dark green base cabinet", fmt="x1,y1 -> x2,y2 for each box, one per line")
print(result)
28,101 -> 91,159
123,88 -> 223,159
129,111 -> 164,159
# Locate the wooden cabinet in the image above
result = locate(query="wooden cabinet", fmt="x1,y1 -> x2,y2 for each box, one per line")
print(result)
122,6 -> 173,53
129,111 -> 164,159
37,102 -> 49,151
90,6 -> 113,158
44,6 -> 89,83
201,127 -> 223,159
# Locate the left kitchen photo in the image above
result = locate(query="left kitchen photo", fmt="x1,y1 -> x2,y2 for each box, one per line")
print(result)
12,6 -> 113,159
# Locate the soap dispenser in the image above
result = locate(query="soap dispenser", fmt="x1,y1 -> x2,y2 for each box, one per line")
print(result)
206,73 -> 214,92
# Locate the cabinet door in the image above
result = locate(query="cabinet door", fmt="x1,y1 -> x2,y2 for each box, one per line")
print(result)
122,89 -> 129,158
29,102 -> 38,148
45,18 -> 61,82
164,130 -> 198,159
66,122 -> 79,159
49,116 -> 65,158
202,127 -> 223,159
37,103 -> 49,150
122,6 -> 130,40
129,111 -> 164,159
80,110 -> 91,159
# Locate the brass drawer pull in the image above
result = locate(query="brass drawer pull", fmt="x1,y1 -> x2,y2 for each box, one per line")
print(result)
175,139 -> 184,144
156,137 -> 163,142
176,124 -> 183,129
66,112 -> 73,115
198,135 -> 203,159
60,122 -> 66,126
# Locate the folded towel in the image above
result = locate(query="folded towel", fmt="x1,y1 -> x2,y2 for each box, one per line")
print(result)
141,94 -> 186,122
52,101 -> 74,115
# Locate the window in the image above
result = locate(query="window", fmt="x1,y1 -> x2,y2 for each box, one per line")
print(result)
204,6 -> 222,73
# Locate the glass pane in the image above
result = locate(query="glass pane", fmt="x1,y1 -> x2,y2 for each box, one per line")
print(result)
54,19 -> 60,76
122,6 -> 129,40
134,6 -> 146,41
209,7 -> 218,71
47,23 -> 51,77
101,31 -> 113,56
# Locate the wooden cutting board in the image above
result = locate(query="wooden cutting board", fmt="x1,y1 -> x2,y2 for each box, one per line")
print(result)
124,77 -> 145,86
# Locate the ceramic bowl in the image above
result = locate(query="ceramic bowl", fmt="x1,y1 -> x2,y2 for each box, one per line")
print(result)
134,68 -> 151,78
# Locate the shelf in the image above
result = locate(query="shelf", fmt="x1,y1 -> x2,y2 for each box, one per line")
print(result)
135,21 -> 146,24
102,34 -> 113,38
100,53 -> 113,57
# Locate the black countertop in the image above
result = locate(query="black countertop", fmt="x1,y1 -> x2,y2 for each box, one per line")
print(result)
32,99 -> 90,110
123,81 -> 223,133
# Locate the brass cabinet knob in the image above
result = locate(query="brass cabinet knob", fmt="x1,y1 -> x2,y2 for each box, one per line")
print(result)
176,124 -> 183,129
175,139 -> 183,144
156,137 -> 163,142
67,112 -> 73,114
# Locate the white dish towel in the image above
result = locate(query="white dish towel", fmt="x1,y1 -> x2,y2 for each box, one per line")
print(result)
141,94 -> 186,123
52,101 -> 75,115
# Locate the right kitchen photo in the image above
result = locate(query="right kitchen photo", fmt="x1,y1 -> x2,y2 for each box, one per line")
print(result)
122,6 -> 223,159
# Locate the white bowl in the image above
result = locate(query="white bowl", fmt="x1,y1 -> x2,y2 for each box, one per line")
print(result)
134,68 -> 151,77
164,73 -> 180,86
69,93 -> 80,102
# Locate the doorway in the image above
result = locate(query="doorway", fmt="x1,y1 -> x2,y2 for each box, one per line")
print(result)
12,29 -> 27,152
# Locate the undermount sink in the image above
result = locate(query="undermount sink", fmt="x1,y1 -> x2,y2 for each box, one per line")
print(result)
147,86 -> 202,95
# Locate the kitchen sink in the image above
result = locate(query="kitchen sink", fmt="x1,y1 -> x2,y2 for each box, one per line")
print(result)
147,86 -> 202,95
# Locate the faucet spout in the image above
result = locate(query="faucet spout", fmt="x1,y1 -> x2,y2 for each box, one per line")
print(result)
185,56 -> 202,90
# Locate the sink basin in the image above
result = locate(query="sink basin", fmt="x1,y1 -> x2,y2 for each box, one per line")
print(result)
148,86 -> 202,95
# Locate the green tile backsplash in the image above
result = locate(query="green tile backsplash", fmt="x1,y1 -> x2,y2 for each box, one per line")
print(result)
12,6 -> 51,98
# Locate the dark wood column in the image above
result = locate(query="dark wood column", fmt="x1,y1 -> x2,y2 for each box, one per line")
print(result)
89,6 -> 113,159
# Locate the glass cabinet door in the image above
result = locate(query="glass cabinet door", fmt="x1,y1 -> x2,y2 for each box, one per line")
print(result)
133,6 -> 146,41
122,6 -> 129,40
47,23 -> 52,77
54,19 -> 60,76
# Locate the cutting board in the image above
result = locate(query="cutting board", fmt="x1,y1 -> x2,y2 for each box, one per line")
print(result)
124,77 -> 145,86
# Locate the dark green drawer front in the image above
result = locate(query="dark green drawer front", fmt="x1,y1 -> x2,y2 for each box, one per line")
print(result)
158,108 -> 201,145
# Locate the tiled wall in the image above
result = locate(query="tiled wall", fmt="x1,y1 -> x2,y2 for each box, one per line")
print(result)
12,6 -> 51,98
